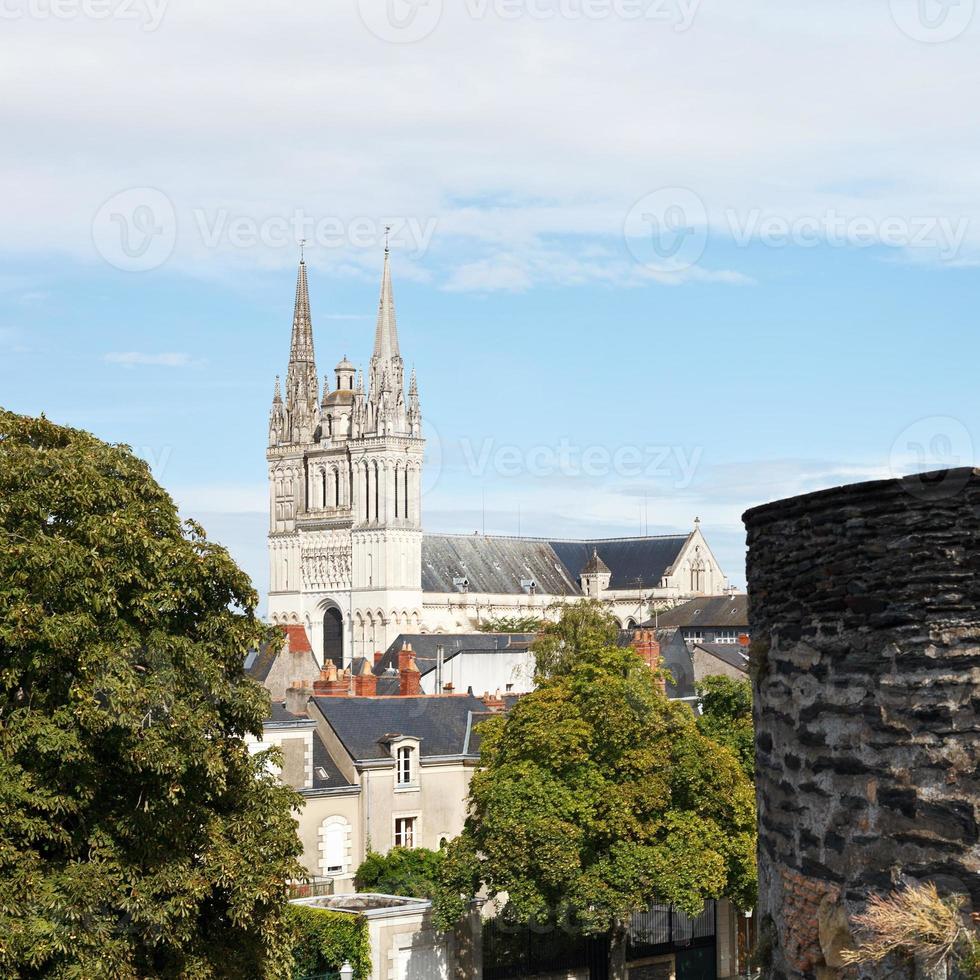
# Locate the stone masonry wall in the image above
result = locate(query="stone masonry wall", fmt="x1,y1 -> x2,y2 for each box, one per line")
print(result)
743,468 -> 980,980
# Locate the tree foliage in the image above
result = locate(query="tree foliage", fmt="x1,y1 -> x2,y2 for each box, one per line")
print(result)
477,615 -> 546,634
0,410 -> 303,979
354,847 -> 444,899
531,599 -> 620,680
435,604 -> 756,948
695,675 -> 755,779
288,907 -> 371,979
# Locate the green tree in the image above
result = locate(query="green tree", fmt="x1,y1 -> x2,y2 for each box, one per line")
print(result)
435,605 -> 756,979
0,410 -> 303,979
531,599 -> 620,680
354,847 -> 444,899
477,615 -> 546,634
695,675 -> 755,779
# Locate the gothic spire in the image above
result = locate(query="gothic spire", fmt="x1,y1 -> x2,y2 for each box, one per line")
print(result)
289,256 -> 315,366
282,252 -> 319,444
372,245 -> 401,368
273,375 -> 282,403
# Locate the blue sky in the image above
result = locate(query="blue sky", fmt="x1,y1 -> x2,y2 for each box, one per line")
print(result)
2,0 -> 978,608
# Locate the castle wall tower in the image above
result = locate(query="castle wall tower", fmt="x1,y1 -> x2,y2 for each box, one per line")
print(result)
267,248 -> 424,667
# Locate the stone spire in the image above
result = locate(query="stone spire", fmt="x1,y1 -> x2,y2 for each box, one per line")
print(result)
369,245 -> 404,414
283,255 -> 319,444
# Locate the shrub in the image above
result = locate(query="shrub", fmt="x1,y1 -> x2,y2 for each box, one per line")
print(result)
288,906 -> 371,979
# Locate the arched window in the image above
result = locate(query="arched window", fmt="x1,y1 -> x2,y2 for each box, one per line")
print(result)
394,463 -> 400,518
334,467 -> 340,507
320,469 -> 327,509
404,467 -> 409,519
365,465 -> 371,521
318,816 -> 351,878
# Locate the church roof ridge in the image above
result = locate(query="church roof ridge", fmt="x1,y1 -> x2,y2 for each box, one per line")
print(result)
423,531 -> 690,544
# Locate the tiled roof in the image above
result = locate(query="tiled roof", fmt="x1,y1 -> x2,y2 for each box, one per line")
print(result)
283,624 -> 313,653
420,533 -> 691,595
311,694 -> 488,762
645,595 -> 749,629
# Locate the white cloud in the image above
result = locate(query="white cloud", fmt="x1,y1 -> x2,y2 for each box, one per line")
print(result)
1,0 -> 977,288
103,352 -> 198,368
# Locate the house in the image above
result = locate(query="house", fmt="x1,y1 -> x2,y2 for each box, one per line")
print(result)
643,594 -> 749,646
248,648 -> 489,892
374,632 -> 538,696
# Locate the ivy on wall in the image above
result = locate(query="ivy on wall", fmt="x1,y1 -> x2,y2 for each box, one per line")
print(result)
289,907 -> 371,979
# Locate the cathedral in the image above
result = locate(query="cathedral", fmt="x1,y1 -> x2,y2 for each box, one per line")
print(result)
267,249 -> 730,668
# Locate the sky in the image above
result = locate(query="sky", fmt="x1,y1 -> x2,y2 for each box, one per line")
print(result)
2,0 -> 979,609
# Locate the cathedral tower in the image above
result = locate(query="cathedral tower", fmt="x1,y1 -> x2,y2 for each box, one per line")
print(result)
267,247 -> 424,667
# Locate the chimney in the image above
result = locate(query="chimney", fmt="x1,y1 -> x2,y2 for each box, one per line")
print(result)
397,642 -> 416,673
399,646 -> 422,696
374,651 -> 384,668
632,629 -> 667,695
353,672 -> 378,696
313,662 -> 350,697
285,680 -> 312,717
483,690 -> 505,712
443,682 -> 455,694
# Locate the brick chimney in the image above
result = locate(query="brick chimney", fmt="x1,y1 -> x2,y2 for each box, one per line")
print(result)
373,651 -> 384,668
312,662 -> 350,697
631,629 -> 667,694
398,643 -> 422,696
483,689 -> 505,712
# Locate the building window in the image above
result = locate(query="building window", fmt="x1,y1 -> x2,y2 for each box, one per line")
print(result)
688,630 -> 703,643
319,816 -> 351,877
715,630 -> 738,643
394,816 -> 416,848
396,746 -> 414,785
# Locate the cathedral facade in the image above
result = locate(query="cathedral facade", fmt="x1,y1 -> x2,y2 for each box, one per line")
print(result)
268,251 -> 730,667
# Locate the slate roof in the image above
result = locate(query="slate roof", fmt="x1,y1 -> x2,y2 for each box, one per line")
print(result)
693,641 -> 750,673
376,633 -> 538,678
549,537 -> 689,591
311,731 -> 354,789
311,694 -> 488,762
421,533 -> 692,595
645,595 -> 749,629
267,701 -> 311,724
421,535 -> 579,595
